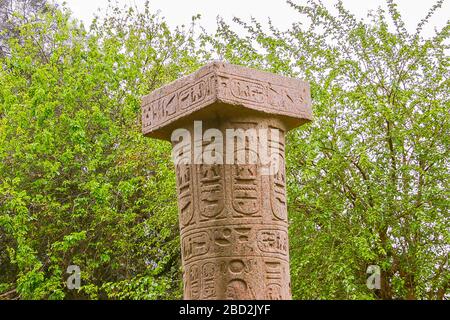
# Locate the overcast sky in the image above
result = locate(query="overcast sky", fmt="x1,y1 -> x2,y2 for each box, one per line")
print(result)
58,0 -> 449,37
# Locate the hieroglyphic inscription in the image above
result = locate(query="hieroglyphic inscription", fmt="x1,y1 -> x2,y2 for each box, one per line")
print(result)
183,257 -> 290,299
211,227 -> 255,255
264,260 -> 284,300
269,128 -> 287,221
230,78 -> 266,104
142,72 -> 216,130
257,229 -> 288,254
226,279 -> 255,300
179,76 -> 214,110
182,231 -> 209,261
231,163 -> 261,216
185,258 -> 261,299
177,121 -> 290,299
266,283 -> 283,300
187,263 -> 201,299
202,262 -> 217,299
229,123 -> 261,217
183,226 -> 287,261
217,73 -> 306,113
197,163 -> 225,220
181,225 -> 290,263
267,84 -> 299,110
176,163 -> 194,227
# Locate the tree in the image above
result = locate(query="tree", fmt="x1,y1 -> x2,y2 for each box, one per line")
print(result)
0,1 -> 202,299
203,0 -> 449,299
0,0 -> 52,57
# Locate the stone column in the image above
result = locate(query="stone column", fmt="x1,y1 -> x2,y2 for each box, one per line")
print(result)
141,62 -> 312,300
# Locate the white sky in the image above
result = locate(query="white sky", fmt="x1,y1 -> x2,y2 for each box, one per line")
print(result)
58,0 -> 449,37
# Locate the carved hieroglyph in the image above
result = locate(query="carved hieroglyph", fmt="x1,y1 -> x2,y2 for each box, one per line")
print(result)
141,62 -> 312,300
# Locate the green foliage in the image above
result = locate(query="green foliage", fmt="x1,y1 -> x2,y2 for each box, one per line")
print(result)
0,0 -> 448,300
0,1 -> 203,299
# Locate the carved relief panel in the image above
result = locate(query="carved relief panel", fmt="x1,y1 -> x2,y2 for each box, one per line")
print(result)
175,163 -> 194,228
181,225 -> 289,263
269,127 -> 288,221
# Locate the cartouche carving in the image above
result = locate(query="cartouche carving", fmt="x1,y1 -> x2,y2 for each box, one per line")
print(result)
142,72 -> 216,131
175,163 -> 194,228
269,127 -> 288,221
197,163 -> 225,219
257,229 -> 288,254
182,231 -> 210,261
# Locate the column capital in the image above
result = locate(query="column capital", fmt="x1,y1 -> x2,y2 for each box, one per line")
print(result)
141,61 -> 312,140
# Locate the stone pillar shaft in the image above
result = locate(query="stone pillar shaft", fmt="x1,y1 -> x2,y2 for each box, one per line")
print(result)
176,115 -> 290,300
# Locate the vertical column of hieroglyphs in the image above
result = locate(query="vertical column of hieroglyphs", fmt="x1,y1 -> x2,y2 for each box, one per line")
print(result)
264,126 -> 290,299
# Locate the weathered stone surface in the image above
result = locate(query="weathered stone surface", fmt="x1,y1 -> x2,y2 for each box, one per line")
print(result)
141,61 -> 312,140
175,116 -> 291,300
141,62 -> 312,300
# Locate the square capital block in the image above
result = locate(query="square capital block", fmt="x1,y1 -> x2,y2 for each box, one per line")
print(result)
141,61 -> 312,140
